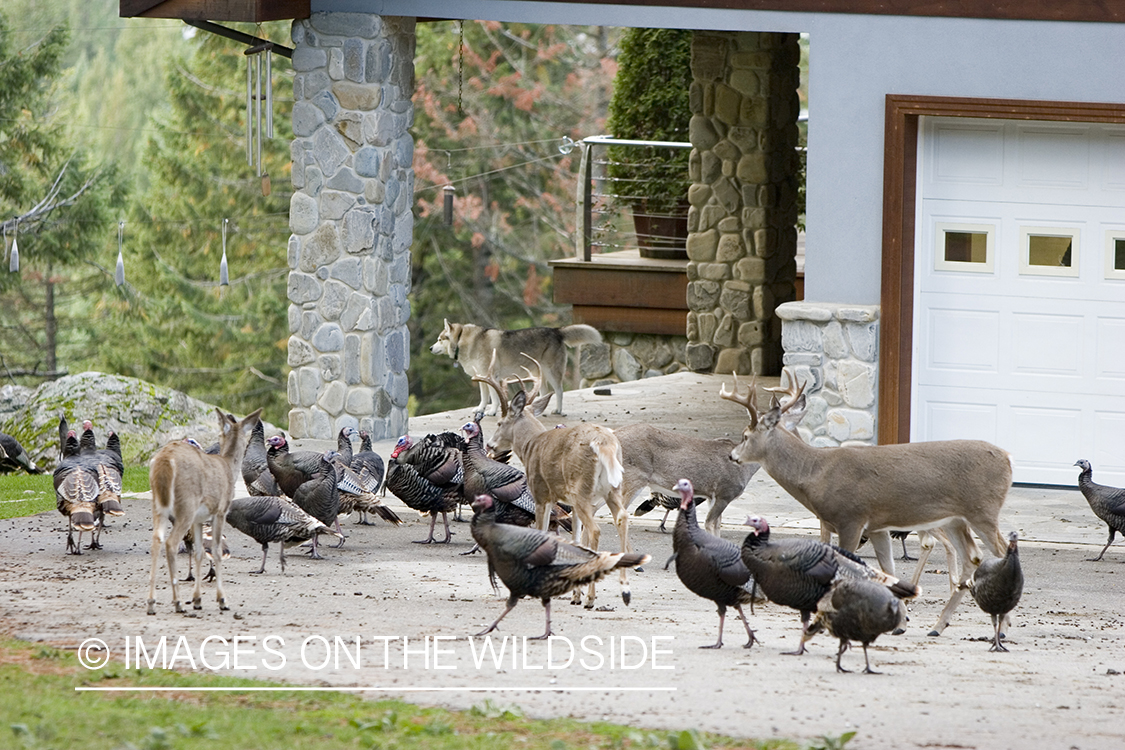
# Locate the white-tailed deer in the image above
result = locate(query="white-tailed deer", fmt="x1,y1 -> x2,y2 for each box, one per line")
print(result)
475,359 -> 633,609
614,423 -> 760,535
146,408 -> 262,615
721,375 -> 1011,636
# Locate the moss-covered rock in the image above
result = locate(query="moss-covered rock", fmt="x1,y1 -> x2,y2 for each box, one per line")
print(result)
0,372 -> 276,469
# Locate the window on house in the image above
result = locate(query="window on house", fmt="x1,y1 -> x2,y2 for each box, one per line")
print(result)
1019,227 -> 1080,277
1105,231 -> 1125,280
934,222 -> 994,272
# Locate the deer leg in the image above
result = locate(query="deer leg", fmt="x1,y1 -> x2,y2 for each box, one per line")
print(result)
584,518 -> 601,610
928,521 -> 979,636
909,532 -> 937,588
703,495 -> 728,536
868,531 -> 895,576
605,488 -> 634,603
165,534 -> 183,614
211,515 -> 228,611
146,527 -> 163,615
475,596 -> 519,637
190,523 -> 206,610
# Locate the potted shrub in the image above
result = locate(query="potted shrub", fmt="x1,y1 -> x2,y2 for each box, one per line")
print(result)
606,27 -> 692,260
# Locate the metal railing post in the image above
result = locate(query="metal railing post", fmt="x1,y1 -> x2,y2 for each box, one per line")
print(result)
576,139 -> 594,261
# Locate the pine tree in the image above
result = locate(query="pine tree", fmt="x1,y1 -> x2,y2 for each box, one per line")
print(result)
0,13 -> 125,379
91,25 -> 293,425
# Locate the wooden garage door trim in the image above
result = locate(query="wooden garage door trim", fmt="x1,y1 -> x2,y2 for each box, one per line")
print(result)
879,95 -> 1125,445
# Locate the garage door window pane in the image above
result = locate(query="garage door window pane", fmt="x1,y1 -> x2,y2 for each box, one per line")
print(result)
1019,227 -> 1080,277
934,223 -> 994,273
1105,231 -> 1125,280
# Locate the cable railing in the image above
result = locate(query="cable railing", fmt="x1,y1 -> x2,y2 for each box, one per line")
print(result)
574,135 -> 693,262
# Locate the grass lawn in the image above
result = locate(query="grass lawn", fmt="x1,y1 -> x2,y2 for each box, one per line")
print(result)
0,466 -> 149,521
1,638 -> 812,750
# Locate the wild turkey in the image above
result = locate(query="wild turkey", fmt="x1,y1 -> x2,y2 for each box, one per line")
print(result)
665,479 -> 761,649
180,524 -> 230,582
1074,459 -> 1125,562
325,450 -> 401,528
634,490 -> 707,533
242,420 -> 281,496
265,435 -> 328,498
968,531 -> 1023,652
226,494 -> 344,573
53,430 -> 99,554
740,515 -> 920,654
470,494 -> 650,639
335,426 -> 358,465
387,433 -> 463,543
285,451 -> 341,560
350,431 -> 386,524
72,421 -> 125,547
803,577 -> 907,673
460,420 -> 571,541
0,431 -> 40,474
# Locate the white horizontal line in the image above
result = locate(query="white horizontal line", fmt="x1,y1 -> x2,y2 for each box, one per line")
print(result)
76,686 -> 675,693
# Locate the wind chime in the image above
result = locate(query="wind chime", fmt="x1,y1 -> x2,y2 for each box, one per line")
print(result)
245,35 -> 273,196
5,222 -> 17,273
115,221 -> 125,287
220,218 -> 230,287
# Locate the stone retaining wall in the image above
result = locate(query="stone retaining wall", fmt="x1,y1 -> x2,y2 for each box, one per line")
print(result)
578,334 -> 690,387
776,301 -> 880,446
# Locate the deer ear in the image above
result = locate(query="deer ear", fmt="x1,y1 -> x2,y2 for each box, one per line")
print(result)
510,390 -> 527,416
780,394 -> 807,431
530,393 -> 553,417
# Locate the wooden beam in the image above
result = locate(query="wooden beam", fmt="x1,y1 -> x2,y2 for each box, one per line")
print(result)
571,306 -> 688,336
120,0 -> 309,22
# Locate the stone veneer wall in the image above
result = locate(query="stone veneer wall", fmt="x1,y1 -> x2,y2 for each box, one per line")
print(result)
578,334 -> 689,387
286,14 -> 416,440
685,31 -> 800,376
776,301 -> 880,447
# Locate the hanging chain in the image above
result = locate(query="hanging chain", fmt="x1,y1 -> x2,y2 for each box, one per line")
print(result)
457,22 -> 465,118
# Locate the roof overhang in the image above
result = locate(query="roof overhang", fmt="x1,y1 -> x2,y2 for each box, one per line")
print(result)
120,1 -> 309,23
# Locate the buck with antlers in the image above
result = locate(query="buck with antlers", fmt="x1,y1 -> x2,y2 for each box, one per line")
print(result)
473,355 -> 635,609
720,375 -> 1012,636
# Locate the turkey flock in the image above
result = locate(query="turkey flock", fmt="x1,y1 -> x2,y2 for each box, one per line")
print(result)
22,367 -> 1125,674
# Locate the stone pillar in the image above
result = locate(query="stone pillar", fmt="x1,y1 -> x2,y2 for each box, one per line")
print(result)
685,31 -> 800,376
776,301 -> 879,447
287,13 -> 415,440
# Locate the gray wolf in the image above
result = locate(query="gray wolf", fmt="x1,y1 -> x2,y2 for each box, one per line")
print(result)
429,320 -> 602,415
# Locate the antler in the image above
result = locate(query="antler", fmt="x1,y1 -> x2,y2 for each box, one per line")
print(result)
519,353 -> 544,404
470,349 -> 510,417
764,375 -> 808,417
718,372 -> 759,429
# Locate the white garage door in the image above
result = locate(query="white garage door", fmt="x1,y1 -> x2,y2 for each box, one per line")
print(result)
913,117 -> 1125,486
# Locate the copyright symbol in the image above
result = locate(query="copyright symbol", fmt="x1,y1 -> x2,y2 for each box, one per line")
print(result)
77,638 -> 110,670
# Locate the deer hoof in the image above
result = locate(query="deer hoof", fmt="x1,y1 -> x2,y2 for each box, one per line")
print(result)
927,629 -> 941,637
146,600 -> 156,616
174,602 -> 185,614
219,600 -> 229,611
192,599 -> 202,611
